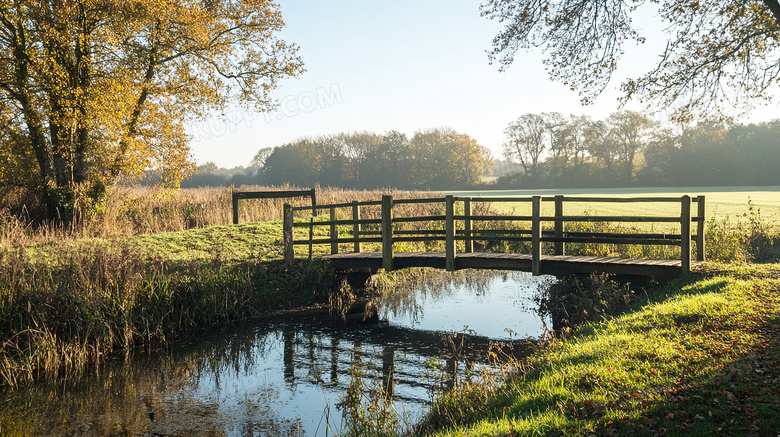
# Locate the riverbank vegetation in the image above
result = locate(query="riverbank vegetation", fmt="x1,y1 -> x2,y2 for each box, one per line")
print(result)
406,264 -> 780,436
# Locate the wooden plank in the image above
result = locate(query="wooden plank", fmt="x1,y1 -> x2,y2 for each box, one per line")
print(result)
393,215 -> 446,223
681,195 -> 691,275
542,237 -> 682,246
542,216 -> 681,223
531,196 -> 541,276
382,195 -> 394,272
232,190 -> 239,225
235,189 -> 315,200
445,195 -> 456,271
459,215 -> 533,221
464,197 -> 473,253
330,206 -> 338,255
299,200 -> 381,211
554,196 -> 689,203
554,195 -> 564,255
283,204 -> 293,262
697,195 -> 706,261
394,197 -> 447,204
461,196 -> 535,202
353,201 -> 361,253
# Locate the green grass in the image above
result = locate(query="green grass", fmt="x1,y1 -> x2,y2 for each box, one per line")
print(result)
413,264 -> 780,436
20,218 -> 338,265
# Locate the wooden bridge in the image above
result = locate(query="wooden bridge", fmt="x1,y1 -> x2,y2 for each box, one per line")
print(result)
283,195 -> 706,278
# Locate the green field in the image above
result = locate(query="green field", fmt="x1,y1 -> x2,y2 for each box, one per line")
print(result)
448,186 -> 780,230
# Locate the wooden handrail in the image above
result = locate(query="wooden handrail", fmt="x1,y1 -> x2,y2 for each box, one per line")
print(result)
282,194 -> 706,275
233,188 -> 316,224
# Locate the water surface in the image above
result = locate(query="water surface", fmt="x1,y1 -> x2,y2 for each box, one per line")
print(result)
0,271 -> 549,436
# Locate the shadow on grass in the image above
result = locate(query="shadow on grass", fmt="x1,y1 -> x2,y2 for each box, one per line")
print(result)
598,313 -> 780,436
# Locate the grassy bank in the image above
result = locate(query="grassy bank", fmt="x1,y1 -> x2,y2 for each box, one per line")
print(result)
0,226 -> 340,388
405,264 -> 780,436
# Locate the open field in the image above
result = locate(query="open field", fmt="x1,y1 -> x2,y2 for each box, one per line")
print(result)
448,186 -> 780,232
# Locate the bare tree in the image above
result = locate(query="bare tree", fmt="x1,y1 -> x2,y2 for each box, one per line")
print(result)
503,113 -> 550,181
481,0 -> 780,118
607,111 -> 656,182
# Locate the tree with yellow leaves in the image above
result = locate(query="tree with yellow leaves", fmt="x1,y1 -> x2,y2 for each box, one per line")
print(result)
0,0 -> 303,216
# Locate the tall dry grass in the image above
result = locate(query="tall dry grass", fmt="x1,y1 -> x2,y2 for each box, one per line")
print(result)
0,185 -> 443,247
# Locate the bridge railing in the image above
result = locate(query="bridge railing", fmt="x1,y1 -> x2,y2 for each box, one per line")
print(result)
284,195 -> 705,275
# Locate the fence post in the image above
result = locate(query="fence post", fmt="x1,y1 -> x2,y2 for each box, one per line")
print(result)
283,203 -> 294,262
554,195 -> 564,256
696,196 -> 706,261
353,201 -> 361,253
232,191 -> 240,225
446,195 -> 456,271
308,217 -> 313,260
532,196 -> 541,276
382,195 -> 394,271
310,188 -> 318,217
464,198 -> 473,253
680,195 -> 691,275
330,205 -> 338,255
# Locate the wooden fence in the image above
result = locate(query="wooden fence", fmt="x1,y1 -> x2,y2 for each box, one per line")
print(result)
232,188 -> 316,225
283,195 -> 706,275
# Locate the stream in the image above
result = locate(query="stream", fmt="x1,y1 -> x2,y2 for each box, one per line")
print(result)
0,271 -> 552,436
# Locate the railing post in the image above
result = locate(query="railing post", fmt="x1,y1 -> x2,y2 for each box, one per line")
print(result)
696,196 -> 706,261
353,201 -> 361,253
232,191 -> 240,225
310,188 -> 318,217
308,217 -> 313,260
464,197 -> 473,253
382,195 -> 394,271
446,195 -> 456,271
554,195 -> 564,256
330,205 -> 338,255
283,203 -> 294,262
531,196 -> 541,276
680,195 -> 691,275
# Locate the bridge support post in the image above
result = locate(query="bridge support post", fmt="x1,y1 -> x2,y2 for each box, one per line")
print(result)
554,195 -> 564,255
464,198 -> 473,253
531,196 -> 541,276
696,196 -> 706,261
353,201 -> 361,253
680,195 -> 691,275
382,195 -> 394,271
283,203 -> 294,262
330,205 -> 339,254
446,195 -> 456,271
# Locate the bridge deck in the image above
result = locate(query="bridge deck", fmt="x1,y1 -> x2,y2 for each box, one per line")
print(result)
324,252 -> 699,278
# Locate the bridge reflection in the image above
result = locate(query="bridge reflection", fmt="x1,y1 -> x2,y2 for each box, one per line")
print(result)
278,310 -> 534,405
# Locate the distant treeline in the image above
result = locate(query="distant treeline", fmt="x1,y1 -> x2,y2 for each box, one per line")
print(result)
497,112 -> 780,188
174,128 -> 492,190
173,115 -> 780,190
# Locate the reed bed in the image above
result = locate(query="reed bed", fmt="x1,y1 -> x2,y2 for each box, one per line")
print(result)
0,185 -> 444,247
0,241 -> 337,388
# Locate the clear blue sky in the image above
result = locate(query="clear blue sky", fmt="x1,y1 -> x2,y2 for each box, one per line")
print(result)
189,1 -> 778,168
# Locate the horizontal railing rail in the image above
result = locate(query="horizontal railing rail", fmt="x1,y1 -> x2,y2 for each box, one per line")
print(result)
282,194 -> 705,275
232,188 -> 317,225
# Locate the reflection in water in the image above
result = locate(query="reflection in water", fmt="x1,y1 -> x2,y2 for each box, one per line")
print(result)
0,272 -> 546,436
